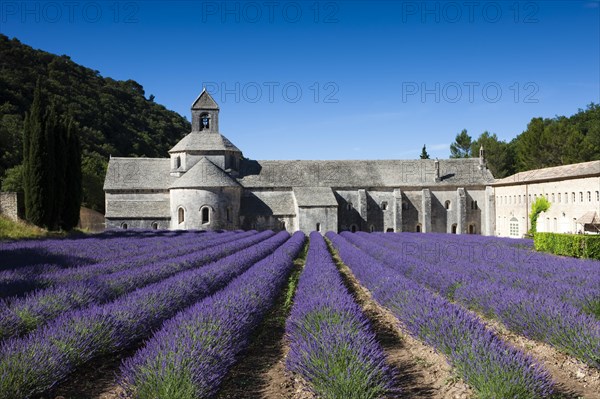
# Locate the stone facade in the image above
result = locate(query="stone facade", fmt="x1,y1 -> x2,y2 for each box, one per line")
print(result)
494,161 -> 600,236
0,192 -> 24,221
103,90 -> 496,235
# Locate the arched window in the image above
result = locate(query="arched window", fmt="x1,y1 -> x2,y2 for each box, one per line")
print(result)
416,224 -> 421,233
370,225 -> 375,232
151,222 -> 158,230
558,193 -> 561,203
588,191 -> 592,202
347,202 -> 353,211
121,222 -> 128,230
451,224 -> 457,234
580,192 -> 583,202
350,224 -> 357,233
381,201 -> 388,211
226,207 -> 231,222
468,224 -> 475,234
201,206 -> 210,224
200,113 -> 210,130
445,200 -> 451,210
178,207 -> 185,224
316,223 -> 321,232
551,193 -> 555,203
565,193 -> 568,203
596,191 -> 600,202
386,228 -> 394,232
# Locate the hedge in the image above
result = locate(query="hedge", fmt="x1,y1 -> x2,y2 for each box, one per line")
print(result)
534,233 -> 600,259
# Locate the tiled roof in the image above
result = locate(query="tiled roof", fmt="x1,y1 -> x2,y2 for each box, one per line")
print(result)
494,161 -> 600,186
237,159 -> 494,188
169,132 -> 241,153
293,187 -> 338,207
105,200 -> 170,218
191,89 -> 219,110
169,157 -> 241,189
240,190 -> 296,216
103,158 -> 174,190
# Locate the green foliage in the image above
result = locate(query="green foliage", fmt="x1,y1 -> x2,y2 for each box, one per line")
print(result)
534,232 -> 600,260
0,34 -> 190,212
528,197 -> 550,235
420,144 -> 430,159
1,164 -> 23,192
514,104 -> 600,171
450,129 -> 472,158
470,132 -> 517,178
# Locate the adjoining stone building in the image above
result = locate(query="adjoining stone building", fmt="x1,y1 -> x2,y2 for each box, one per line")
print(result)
494,161 -> 600,237
103,90 -> 496,234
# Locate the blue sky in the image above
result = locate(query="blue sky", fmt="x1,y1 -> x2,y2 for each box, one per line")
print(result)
1,0 -> 599,160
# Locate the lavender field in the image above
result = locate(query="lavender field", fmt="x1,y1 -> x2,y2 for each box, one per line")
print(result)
0,230 -> 599,398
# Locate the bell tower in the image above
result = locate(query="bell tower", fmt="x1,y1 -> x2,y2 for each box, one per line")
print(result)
191,88 -> 219,133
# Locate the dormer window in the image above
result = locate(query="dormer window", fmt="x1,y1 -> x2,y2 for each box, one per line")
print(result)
175,155 -> 181,169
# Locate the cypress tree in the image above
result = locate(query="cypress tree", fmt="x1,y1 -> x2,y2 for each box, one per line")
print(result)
43,107 -> 57,229
23,81 -> 47,227
61,118 -> 82,230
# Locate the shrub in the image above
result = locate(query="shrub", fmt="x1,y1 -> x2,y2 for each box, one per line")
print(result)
535,232 -> 600,259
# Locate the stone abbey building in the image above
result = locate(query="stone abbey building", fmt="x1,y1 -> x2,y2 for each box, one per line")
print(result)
103,90 -> 497,234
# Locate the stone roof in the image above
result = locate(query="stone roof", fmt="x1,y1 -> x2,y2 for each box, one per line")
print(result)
494,160 -> 600,186
103,158 -> 174,191
105,200 -> 170,218
170,157 -> 241,189
293,187 -> 338,207
191,89 -> 219,110
237,159 -> 494,188
169,132 -> 241,153
240,191 -> 296,216
576,211 -> 600,225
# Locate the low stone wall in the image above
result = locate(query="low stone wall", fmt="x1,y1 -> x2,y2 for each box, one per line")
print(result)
78,207 -> 106,232
0,192 -> 24,221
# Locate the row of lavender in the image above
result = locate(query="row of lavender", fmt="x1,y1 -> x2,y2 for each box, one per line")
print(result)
119,231 -> 305,397
0,231 -> 291,398
0,228 -> 205,270
285,232 -> 393,398
378,232 -> 600,317
327,232 -> 555,398
0,229 -> 235,298
347,232 -> 600,369
0,230 -> 271,341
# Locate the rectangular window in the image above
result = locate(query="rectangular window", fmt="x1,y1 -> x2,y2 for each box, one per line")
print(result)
596,191 -> 599,202
558,193 -> 561,202
588,192 -> 592,202
572,193 -> 576,202
580,192 -> 584,202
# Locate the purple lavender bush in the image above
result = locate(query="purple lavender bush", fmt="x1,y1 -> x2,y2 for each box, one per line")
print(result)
0,231 -> 290,399
286,232 -> 393,399
118,231 -> 305,398
348,232 -> 600,369
327,232 -> 555,399
0,230 -> 267,341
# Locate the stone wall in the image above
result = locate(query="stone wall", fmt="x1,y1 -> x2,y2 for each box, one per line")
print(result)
0,192 -> 24,221
495,176 -> 600,237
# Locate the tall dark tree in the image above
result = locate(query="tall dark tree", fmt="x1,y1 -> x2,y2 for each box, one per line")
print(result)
450,129 -> 472,158
470,131 -> 516,178
61,118 -> 82,230
42,107 -> 58,229
420,144 -> 430,159
23,80 -> 47,226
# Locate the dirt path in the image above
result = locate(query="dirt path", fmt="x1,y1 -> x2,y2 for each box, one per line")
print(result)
330,249 -> 474,399
215,252 -> 314,399
41,350 -> 130,399
481,318 -> 600,399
